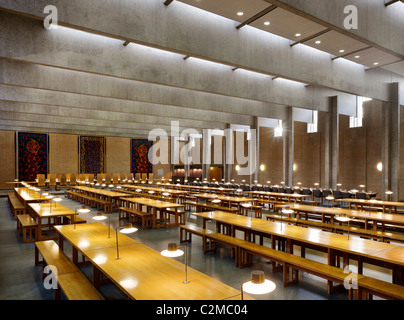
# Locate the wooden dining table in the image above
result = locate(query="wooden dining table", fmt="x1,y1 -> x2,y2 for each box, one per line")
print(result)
192,211 -> 404,285
336,198 -> 404,214
28,202 -> 77,241
55,222 -> 252,300
289,203 -> 404,231
71,186 -> 128,207
246,191 -> 312,203
14,187 -> 50,207
124,197 -> 185,228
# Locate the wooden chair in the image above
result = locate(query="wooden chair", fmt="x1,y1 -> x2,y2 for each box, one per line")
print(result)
88,174 -> 95,184
49,174 -> 57,190
96,174 -> 103,185
70,174 -> 77,186
135,173 -> 141,182
60,174 -> 67,186
66,174 -> 71,185
148,173 -> 154,184
112,174 -> 119,184
141,173 -> 147,183
37,174 -> 46,187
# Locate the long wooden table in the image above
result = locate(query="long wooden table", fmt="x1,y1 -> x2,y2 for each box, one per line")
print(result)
246,191 -> 312,203
14,187 -> 49,207
121,185 -> 188,203
193,193 -> 253,209
337,198 -> 404,214
124,197 -> 185,228
192,211 -> 404,285
71,186 -> 128,207
289,204 -> 404,231
55,223 -> 252,300
166,184 -> 238,195
28,202 -> 77,241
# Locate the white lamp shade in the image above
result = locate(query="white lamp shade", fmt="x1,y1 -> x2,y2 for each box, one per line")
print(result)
243,279 -> 276,295
161,249 -> 184,258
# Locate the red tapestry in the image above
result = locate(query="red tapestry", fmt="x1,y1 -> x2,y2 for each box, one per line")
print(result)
131,139 -> 153,173
18,132 -> 48,182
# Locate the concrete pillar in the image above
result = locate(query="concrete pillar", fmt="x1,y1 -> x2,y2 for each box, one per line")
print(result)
283,107 -> 294,186
325,96 -> 339,189
252,117 -> 259,185
382,82 -> 400,201
202,129 -> 211,181
224,124 -> 233,183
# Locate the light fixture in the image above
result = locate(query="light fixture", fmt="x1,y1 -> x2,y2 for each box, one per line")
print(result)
339,49 -> 345,53
281,208 -> 294,232
53,196 -> 62,208
260,164 -> 265,172
385,190 -> 393,201
235,165 -> 241,172
241,270 -> 276,300
264,21 -> 270,26
335,215 -> 351,239
355,55 -> 360,59
374,62 -> 379,65
92,212 -> 111,238
116,223 -> 138,260
377,162 -> 383,172
295,33 -> 301,37
74,206 -> 90,229
293,163 -> 297,172
161,243 -> 189,284
315,40 -> 321,44
237,12 -> 244,16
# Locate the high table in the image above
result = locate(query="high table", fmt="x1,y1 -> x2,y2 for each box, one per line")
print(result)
28,202 -> 77,241
192,211 -> 404,285
55,223 -> 252,300
336,198 -> 404,214
125,197 -> 185,228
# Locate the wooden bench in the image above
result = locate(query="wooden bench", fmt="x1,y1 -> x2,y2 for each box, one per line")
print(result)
356,277 -> 404,300
184,201 -> 239,214
62,215 -> 87,225
179,224 -> 360,298
118,207 -> 152,228
35,240 -> 104,300
17,214 -> 38,242
166,207 -> 186,225
8,192 -> 26,220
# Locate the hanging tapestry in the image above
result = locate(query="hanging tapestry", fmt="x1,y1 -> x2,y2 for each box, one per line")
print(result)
18,132 -> 48,182
80,136 -> 105,174
131,139 -> 153,173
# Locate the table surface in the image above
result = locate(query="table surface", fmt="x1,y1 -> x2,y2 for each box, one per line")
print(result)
193,193 -> 253,202
28,202 -> 76,218
121,185 -> 189,195
246,191 -> 311,198
55,223 -> 251,300
337,198 -> 404,207
290,204 -> 404,226
192,211 -> 404,267
125,197 -> 185,209
14,187 -> 49,202
71,186 -> 128,198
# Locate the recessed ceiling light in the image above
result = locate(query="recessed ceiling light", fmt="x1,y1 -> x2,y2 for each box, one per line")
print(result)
374,62 -> 379,65
264,21 -> 270,26
339,49 -> 345,53
295,33 -> 301,37
355,55 -> 360,59
237,12 -> 244,16
315,40 -> 321,44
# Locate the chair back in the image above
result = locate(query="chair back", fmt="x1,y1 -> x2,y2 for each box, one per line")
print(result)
37,174 -> 45,187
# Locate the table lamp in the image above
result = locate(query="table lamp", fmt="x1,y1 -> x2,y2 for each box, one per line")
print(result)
53,196 -> 62,208
74,206 -> 90,229
161,243 -> 189,284
241,270 -> 276,300
281,208 -> 294,232
116,223 -> 138,260
335,215 -> 351,240
92,212 -> 111,238
385,191 -> 393,202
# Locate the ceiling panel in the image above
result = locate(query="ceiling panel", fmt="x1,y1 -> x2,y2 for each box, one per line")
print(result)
382,60 -> 404,76
177,0 -> 269,23
343,47 -> 403,69
250,7 -> 327,41
304,30 -> 369,57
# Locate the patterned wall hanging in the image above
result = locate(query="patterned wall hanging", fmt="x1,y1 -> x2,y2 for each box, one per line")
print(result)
131,139 -> 153,173
18,132 -> 48,182
80,136 -> 105,174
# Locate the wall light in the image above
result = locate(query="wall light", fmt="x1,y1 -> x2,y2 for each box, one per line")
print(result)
377,162 -> 383,172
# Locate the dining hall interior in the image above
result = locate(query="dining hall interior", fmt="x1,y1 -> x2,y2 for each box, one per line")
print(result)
1,0 -> 404,305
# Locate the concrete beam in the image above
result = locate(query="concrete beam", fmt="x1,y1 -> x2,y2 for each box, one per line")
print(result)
0,4 -> 398,104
